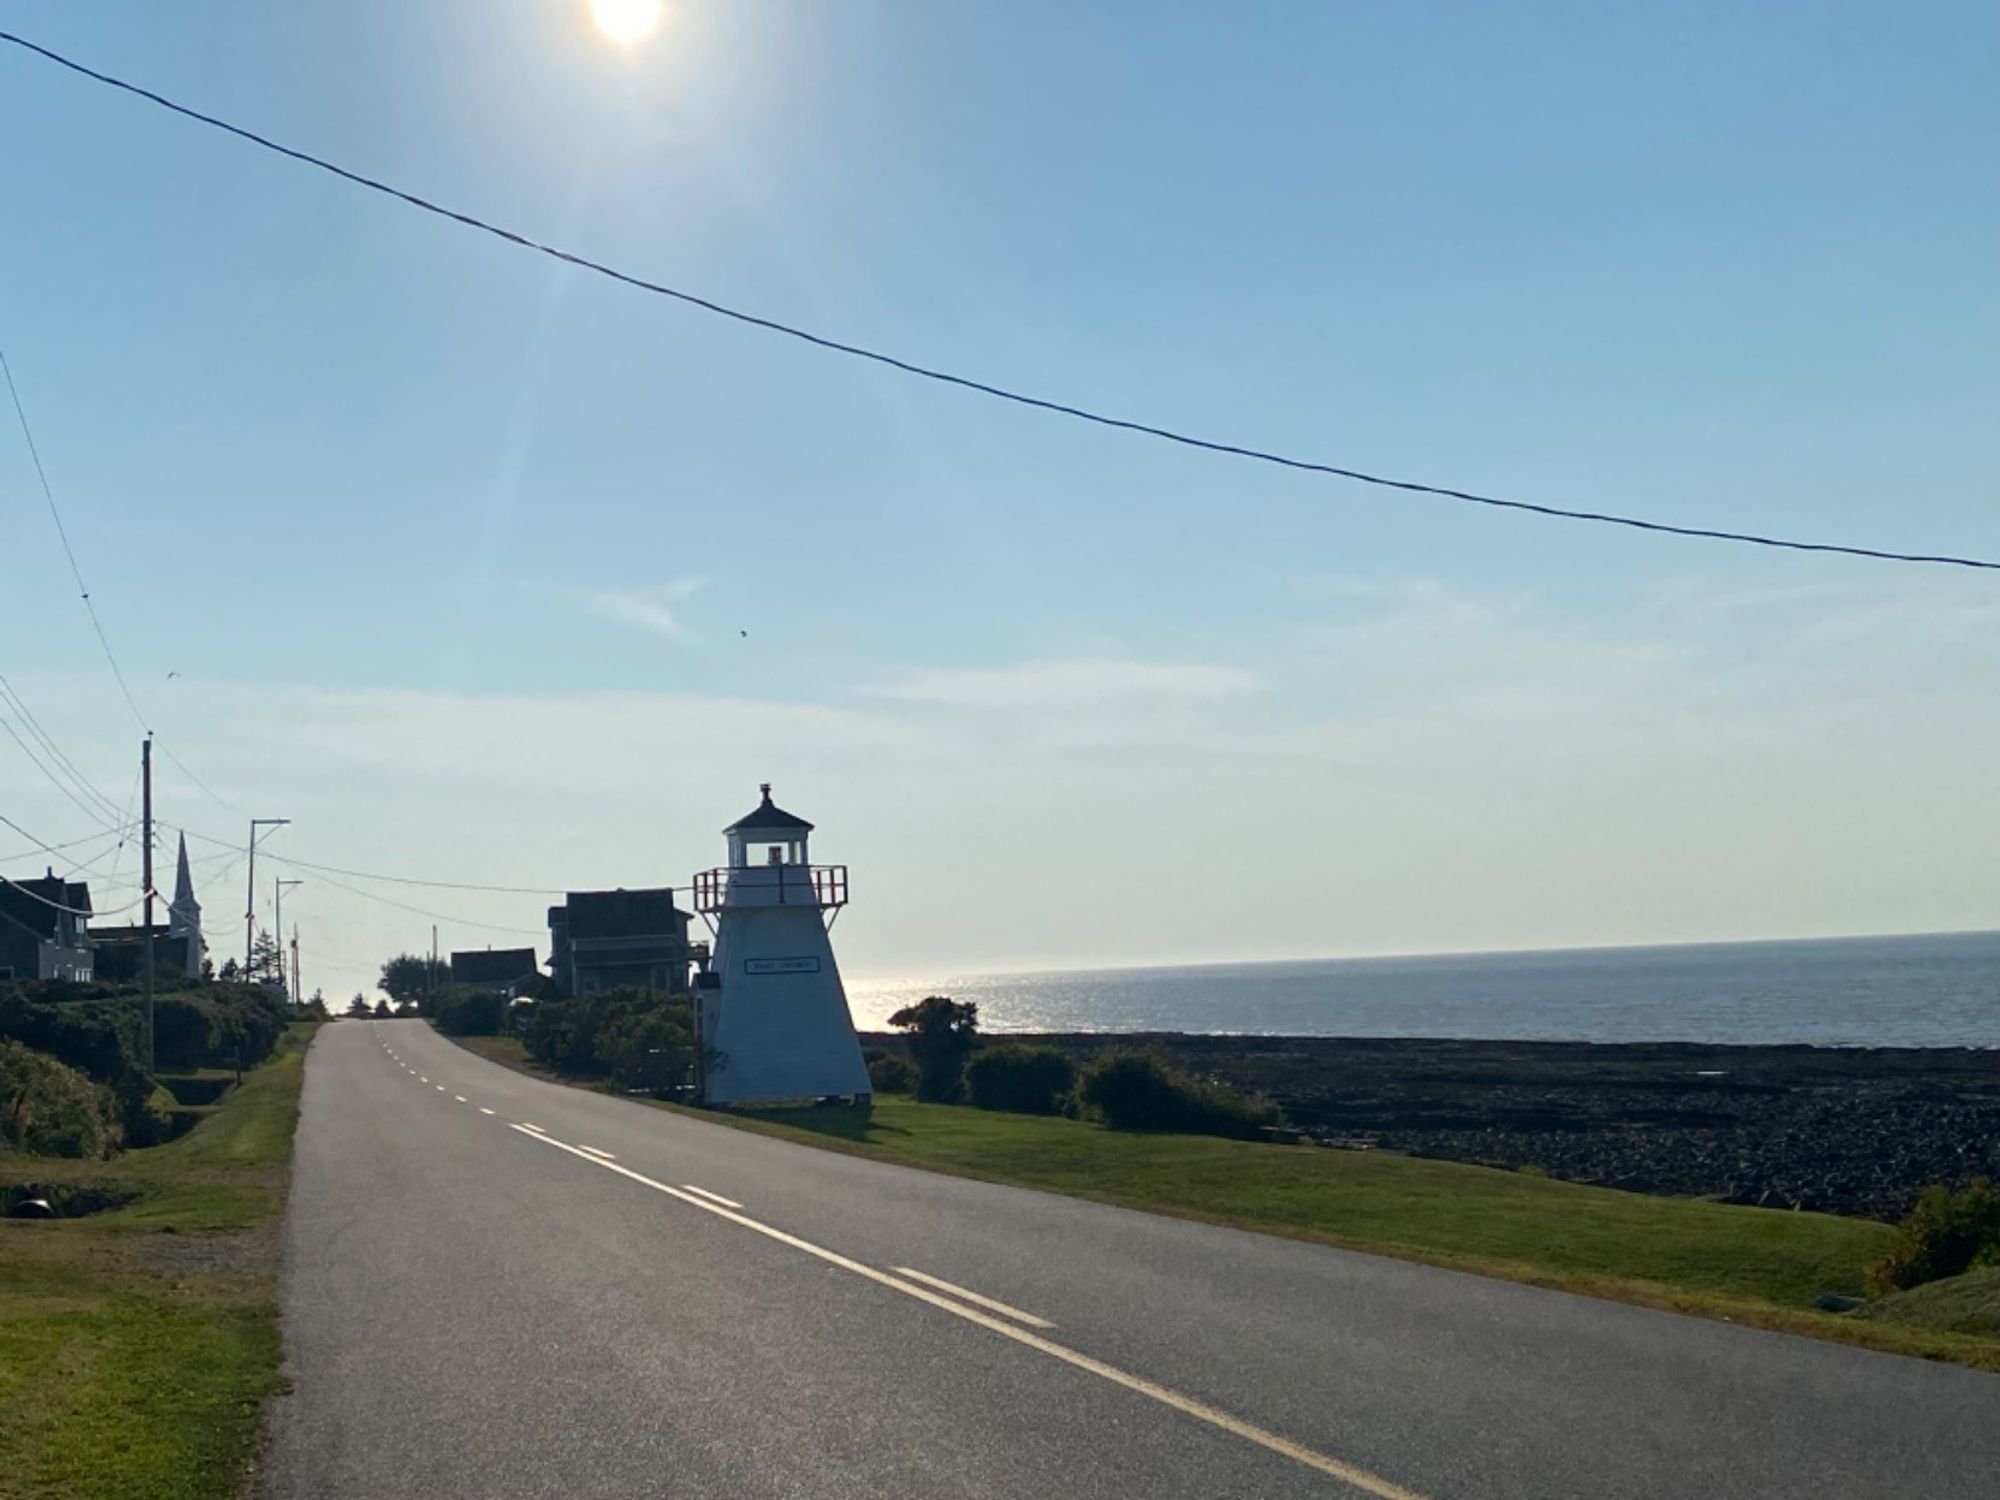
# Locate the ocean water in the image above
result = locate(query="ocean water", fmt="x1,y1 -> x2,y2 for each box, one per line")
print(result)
847,931 -> 2000,1048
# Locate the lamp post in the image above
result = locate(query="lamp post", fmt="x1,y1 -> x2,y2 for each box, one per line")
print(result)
245,818 -> 290,974
275,878 -> 303,999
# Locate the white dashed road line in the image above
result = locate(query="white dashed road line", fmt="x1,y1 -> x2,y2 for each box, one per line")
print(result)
680,1183 -> 743,1210
892,1267 -> 1056,1329
503,1124 -> 1425,1500
577,1145 -> 616,1160
455,1095 -> 467,1103
479,1107 -> 495,1116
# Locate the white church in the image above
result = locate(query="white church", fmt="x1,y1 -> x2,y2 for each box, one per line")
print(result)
691,785 -> 871,1106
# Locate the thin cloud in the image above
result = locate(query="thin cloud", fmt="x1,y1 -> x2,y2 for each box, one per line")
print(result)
871,657 -> 1257,709
537,579 -> 707,641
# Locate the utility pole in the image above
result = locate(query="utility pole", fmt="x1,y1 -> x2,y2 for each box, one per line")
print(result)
275,878 -> 303,1002
430,923 -> 439,1013
245,817 -> 290,974
290,925 -> 301,1011
141,736 -> 154,1073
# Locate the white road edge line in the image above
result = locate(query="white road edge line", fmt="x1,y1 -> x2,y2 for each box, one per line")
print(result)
576,1145 -> 616,1160
680,1183 -> 743,1209
891,1267 -> 1056,1329
518,1122 -> 546,1133
504,1124 -> 1425,1500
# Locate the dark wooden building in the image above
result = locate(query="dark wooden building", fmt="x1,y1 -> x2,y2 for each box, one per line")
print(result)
546,888 -> 691,997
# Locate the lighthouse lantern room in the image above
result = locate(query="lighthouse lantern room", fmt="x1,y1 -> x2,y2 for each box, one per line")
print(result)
692,785 -> 871,1106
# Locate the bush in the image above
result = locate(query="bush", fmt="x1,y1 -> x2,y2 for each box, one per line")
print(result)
966,1045 -> 1076,1115
430,987 -> 507,1037
886,996 -> 979,1103
0,1039 -> 121,1157
1079,1051 -> 1280,1140
523,987 -> 694,1087
0,979 -> 287,1147
867,1054 -> 916,1094
1869,1181 -> 2000,1294
598,1009 -> 695,1093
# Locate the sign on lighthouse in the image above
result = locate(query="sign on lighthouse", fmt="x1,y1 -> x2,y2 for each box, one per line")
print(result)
691,785 -> 872,1106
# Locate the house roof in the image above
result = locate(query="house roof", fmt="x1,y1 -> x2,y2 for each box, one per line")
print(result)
556,888 -> 690,940
0,873 -> 92,941
723,783 -> 814,835
449,947 -> 539,985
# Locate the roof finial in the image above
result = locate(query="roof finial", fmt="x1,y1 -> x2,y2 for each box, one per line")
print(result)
759,782 -> 772,802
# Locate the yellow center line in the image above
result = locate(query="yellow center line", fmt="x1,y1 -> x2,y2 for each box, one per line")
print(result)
505,1125 -> 1426,1500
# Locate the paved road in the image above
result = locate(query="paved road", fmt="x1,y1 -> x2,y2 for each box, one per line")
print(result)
260,1020 -> 1999,1498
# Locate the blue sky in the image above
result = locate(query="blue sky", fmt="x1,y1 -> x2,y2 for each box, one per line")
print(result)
2,2 -> 1996,1007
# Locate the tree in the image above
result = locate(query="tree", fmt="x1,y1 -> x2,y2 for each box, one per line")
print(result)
217,958 -> 241,983
345,994 -> 371,1018
372,999 -> 391,1018
248,930 -> 286,990
378,953 -> 449,1006
886,996 -> 979,1103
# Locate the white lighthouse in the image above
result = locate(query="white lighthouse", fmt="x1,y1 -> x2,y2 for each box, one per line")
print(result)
692,785 -> 871,1106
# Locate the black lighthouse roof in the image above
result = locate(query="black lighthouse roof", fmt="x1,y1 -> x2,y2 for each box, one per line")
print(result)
724,783 -> 814,834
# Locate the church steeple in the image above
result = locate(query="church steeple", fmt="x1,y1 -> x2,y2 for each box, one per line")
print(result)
168,834 -> 205,975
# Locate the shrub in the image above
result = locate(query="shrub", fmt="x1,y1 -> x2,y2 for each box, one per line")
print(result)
886,996 -> 979,1103
966,1045 -> 1076,1115
1869,1180 -> 2000,1294
1079,1051 -> 1280,1140
867,1054 -> 916,1094
430,987 -> 507,1037
598,1009 -> 695,1093
0,1039 -> 121,1157
0,979 -> 287,1147
523,987 -> 694,1085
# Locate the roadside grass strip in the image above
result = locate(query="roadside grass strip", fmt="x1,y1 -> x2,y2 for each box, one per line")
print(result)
0,1026 -> 312,1500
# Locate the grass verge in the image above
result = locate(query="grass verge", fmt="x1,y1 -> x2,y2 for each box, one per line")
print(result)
437,1031 -> 2000,1372
0,1024 -> 313,1499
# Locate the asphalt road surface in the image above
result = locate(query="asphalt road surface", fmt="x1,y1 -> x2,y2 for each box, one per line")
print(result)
259,1020 -> 2000,1498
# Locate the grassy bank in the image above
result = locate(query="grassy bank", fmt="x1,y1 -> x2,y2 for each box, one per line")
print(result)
0,1024 -> 313,1499
434,1029 -> 2000,1370
677,1097 -> 2000,1371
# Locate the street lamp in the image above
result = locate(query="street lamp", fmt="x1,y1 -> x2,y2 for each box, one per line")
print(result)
246,818 -> 290,972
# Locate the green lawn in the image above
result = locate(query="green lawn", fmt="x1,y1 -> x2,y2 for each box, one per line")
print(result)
0,1025 -> 312,1499
1856,1266 -> 2000,1340
665,1095 -> 2000,1372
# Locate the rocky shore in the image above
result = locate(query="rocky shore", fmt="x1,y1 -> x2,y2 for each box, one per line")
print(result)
950,1034 -> 2000,1222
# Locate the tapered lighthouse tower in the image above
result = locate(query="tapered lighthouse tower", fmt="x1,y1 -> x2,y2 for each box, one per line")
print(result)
692,785 -> 871,1106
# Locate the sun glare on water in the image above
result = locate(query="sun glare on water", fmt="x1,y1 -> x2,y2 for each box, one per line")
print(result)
591,0 -> 663,44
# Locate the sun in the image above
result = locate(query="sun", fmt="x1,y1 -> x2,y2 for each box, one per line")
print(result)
591,0 -> 663,44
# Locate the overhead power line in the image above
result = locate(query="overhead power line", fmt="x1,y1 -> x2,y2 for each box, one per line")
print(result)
0,342 -> 153,725
2,340 -> 240,814
0,670 -> 127,824
0,814 -> 147,915
0,825 -> 126,866
4,30 -> 1995,574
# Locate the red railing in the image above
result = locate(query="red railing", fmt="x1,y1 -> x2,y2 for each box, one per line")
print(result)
692,865 -> 848,914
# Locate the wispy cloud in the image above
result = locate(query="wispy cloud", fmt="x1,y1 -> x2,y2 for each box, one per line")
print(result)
870,657 -> 1257,709
537,579 -> 707,641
